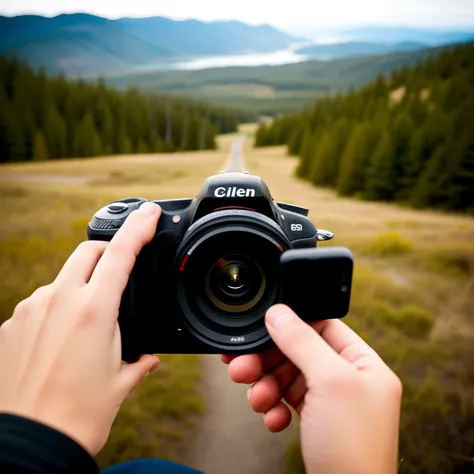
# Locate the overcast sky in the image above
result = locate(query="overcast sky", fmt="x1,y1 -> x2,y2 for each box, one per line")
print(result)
1,0 -> 474,28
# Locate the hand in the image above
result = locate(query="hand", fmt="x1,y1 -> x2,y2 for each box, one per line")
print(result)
0,202 -> 162,456
222,305 -> 402,474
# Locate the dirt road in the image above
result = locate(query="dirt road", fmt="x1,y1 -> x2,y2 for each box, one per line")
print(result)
184,356 -> 292,474
183,138 -> 293,474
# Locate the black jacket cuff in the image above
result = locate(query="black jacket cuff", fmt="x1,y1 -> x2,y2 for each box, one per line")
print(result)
0,413 -> 99,474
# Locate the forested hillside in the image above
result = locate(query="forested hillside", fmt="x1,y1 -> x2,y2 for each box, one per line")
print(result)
255,43 -> 474,212
0,57 -> 247,163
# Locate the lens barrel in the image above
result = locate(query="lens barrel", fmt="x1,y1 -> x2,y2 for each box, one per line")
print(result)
175,209 -> 290,352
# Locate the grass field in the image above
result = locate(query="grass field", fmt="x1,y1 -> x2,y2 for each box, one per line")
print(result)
1,128 -> 473,472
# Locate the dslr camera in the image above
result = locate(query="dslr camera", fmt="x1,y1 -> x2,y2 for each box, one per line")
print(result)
88,172 -> 353,361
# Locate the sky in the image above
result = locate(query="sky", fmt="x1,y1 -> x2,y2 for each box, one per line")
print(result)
1,0 -> 474,29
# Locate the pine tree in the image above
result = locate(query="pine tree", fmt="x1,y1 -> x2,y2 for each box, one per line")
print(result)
154,136 -> 165,153
73,112 -> 102,158
447,131 -> 474,211
1,101 -> 26,162
123,136 -> 132,155
288,127 -> 302,156
411,146 -> 451,208
33,131 -> 48,161
254,124 -> 268,147
137,140 -> 149,154
44,102 -> 67,158
337,124 -> 370,196
180,112 -> 188,151
310,131 -> 336,186
391,112 -> 415,198
97,100 -> 114,155
401,128 -> 425,195
365,132 -> 396,201
295,128 -> 313,178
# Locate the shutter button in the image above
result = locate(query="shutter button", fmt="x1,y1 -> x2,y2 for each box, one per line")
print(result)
107,203 -> 129,214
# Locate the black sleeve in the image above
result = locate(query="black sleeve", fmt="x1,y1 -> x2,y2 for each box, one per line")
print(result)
0,413 -> 99,474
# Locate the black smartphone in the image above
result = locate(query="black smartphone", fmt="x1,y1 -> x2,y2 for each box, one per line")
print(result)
278,247 -> 353,321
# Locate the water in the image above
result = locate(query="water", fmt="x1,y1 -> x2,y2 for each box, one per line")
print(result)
133,43 -> 313,72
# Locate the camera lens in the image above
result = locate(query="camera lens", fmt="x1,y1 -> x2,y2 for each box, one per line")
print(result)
205,255 -> 266,313
175,209 -> 291,352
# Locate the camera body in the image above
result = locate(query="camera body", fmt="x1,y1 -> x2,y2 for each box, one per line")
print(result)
88,172 -> 353,362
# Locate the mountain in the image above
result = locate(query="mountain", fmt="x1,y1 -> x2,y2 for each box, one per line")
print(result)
107,44 -> 450,115
0,14 -> 298,76
341,26 -> 474,45
296,41 -> 426,59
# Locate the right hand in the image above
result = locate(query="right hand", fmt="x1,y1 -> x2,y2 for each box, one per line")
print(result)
222,304 -> 402,474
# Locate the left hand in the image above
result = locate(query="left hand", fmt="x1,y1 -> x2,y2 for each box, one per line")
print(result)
0,202 -> 161,456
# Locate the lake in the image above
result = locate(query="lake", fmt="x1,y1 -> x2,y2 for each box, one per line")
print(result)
133,43 -> 314,72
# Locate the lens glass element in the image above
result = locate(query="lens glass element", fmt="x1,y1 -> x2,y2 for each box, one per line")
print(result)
205,255 -> 266,313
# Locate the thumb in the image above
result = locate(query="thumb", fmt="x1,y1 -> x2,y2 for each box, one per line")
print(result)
117,354 -> 160,398
265,305 -> 346,380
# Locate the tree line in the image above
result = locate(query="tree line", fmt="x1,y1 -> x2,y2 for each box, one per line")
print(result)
0,56 -> 249,162
255,43 -> 474,212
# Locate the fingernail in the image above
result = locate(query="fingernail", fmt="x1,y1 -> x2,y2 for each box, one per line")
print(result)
267,305 -> 294,329
145,371 -> 150,377
247,388 -> 252,401
139,202 -> 159,216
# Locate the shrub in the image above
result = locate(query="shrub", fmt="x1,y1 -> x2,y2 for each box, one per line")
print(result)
364,231 -> 413,256
415,244 -> 474,277
386,305 -> 434,339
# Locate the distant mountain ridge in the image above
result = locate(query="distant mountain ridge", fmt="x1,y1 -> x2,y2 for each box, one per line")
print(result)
0,13 -> 298,76
341,26 -> 474,45
296,41 -> 427,58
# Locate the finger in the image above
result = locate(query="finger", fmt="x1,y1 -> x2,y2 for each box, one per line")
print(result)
265,305 -> 347,380
89,203 -> 161,309
268,358 -> 300,390
117,354 -> 160,398
314,319 -> 386,372
248,375 -> 281,413
221,354 -> 236,365
263,402 -> 292,433
55,241 -> 108,287
248,359 -> 300,413
228,347 -> 285,384
260,345 -> 287,371
228,354 -> 263,383
282,373 -> 307,408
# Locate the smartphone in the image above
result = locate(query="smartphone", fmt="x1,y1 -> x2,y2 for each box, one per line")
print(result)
278,247 -> 353,321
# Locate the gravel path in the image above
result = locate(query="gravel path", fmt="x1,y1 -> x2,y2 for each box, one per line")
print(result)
183,356 -> 292,474
183,138 -> 293,474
